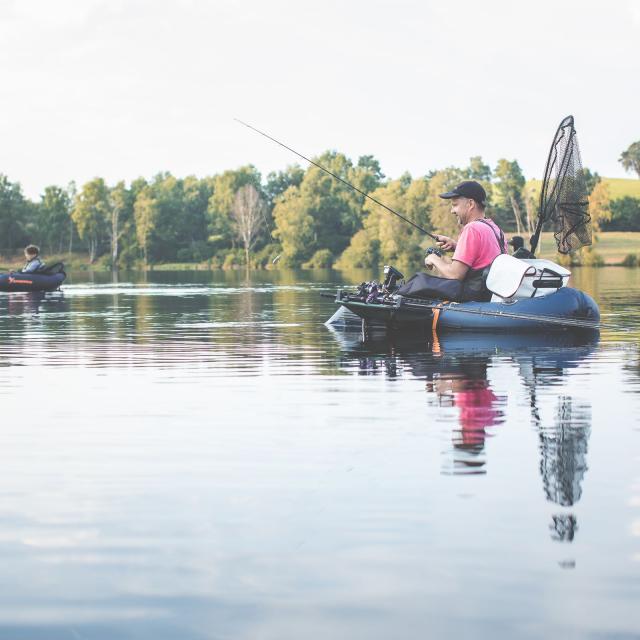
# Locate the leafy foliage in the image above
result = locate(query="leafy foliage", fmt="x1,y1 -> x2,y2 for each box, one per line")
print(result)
620,141 -> 640,178
2,139 -> 640,268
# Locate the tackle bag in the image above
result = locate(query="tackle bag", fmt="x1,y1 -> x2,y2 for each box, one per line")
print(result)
397,269 -> 491,302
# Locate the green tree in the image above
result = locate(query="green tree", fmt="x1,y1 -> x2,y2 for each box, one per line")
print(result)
264,165 -> 304,204
355,154 -> 385,194
582,168 -> 601,195
231,184 -> 265,266
272,186 -> 316,265
273,152 -> 366,266
493,159 -> 526,233
620,141 -> 640,178
588,181 -> 612,232
134,186 -> 159,266
148,173 -> 186,261
467,156 -> 492,181
337,176 -> 430,269
39,186 -> 72,254
109,181 -> 134,268
0,175 -> 28,252
603,196 -> 640,231
208,166 -> 262,250
71,178 -> 110,263
181,175 -> 213,261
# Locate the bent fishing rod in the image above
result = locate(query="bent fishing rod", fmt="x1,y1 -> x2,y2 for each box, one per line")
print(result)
235,119 -> 439,241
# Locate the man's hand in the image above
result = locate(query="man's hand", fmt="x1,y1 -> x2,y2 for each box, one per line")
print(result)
424,254 -> 437,270
424,253 -> 469,280
435,234 -> 456,251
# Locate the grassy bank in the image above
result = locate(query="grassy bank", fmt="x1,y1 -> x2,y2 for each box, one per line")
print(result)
536,231 -> 640,265
2,231 -> 639,271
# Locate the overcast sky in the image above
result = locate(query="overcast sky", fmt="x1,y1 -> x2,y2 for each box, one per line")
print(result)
0,0 -> 638,199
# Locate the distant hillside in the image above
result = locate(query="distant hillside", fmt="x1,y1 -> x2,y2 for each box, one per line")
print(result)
524,177 -> 640,201
602,178 -> 640,199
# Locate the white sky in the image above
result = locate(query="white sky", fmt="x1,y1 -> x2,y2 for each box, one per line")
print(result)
0,0 -> 638,199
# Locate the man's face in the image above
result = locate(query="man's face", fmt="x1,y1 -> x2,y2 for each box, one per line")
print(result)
449,197 -> 474,225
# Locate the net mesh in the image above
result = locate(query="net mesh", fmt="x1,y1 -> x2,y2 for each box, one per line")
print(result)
538,116 -> 591,254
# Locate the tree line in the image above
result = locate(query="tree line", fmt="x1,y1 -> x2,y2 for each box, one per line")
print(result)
1,140 -> 639,269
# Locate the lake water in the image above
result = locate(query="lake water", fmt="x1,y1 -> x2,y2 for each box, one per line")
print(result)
0,267 -> 639,640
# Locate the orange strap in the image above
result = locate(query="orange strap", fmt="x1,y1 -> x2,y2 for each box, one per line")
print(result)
431,301 -> 448,354
431,307 -> 441,332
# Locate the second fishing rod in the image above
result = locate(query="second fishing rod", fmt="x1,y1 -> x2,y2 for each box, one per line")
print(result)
235,119 -> 441,242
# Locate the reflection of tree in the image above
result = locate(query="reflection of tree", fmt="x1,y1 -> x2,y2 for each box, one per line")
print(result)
539,396 -> 591,507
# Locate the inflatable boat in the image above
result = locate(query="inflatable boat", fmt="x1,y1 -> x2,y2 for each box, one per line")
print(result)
326,258 -> 600,334
328,286 -> 599,333
0,263 -> 66,292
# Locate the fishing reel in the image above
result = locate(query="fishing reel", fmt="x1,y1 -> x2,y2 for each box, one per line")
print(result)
382,265 -> 404,293
425,246 -> 443,258
357,280 -> 381,302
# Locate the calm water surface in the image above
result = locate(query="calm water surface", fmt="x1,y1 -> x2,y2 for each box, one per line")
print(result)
0,267 -> 639,639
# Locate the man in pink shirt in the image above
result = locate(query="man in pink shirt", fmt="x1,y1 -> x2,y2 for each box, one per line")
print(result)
423,181 -> 507,301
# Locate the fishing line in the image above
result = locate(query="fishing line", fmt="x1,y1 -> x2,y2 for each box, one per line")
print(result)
235,118 -> 439,240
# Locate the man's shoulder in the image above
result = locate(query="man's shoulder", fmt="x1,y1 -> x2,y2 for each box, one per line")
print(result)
472,218 -> 501,229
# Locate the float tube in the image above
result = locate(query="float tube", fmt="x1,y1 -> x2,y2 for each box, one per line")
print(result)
328,286 -> 599,333
0,263 -> 66,292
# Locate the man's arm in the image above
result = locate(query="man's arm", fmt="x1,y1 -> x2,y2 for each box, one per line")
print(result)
424,254 -> 469,280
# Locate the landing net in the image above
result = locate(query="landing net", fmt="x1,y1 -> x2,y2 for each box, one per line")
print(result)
535,116 -> 591,254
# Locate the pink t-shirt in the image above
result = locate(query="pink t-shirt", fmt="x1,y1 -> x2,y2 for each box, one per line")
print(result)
452,219 -> 507,270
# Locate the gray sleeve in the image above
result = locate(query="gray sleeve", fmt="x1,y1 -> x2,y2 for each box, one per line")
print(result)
22,260 -> 40,273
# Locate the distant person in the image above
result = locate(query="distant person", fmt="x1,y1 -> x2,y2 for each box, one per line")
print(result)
21,245 -> 45,273
508,235 -> 535,259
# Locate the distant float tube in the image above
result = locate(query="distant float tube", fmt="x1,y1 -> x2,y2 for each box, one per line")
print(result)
0,271 -> 66,292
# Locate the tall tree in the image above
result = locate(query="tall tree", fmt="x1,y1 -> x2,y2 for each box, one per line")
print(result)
493,159 -> 526,233
273,152 -> 365,265
264,165 -> 304,204
71,178 -> 110,263
0,175 -> 28,252
588,181 -> 612,231
181,175 -> 213,261
39,185 -> 72,253
619,141 -> 640,178
337,176 -> 429,269
355,154 -> 385,194
272,186 -> 316,266
232,184 -> 265,266
133,186 -> 158,266
208,166 -> 262,249
467,156 -> 492,181
109,181 -> 134,268
582,168 -> 601,195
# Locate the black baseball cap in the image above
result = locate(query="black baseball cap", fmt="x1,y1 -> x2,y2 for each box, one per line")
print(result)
439,181 -> 487,205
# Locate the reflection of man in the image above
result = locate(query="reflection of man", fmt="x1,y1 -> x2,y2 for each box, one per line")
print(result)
435,374 -> 502,449
428,358 -> 504,473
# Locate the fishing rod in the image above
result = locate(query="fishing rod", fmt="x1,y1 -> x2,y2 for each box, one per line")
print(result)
235,119 -> 439,241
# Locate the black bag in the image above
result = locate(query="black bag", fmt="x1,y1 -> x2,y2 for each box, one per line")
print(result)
396,272 -> 463,301
396,267 -> 493,302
